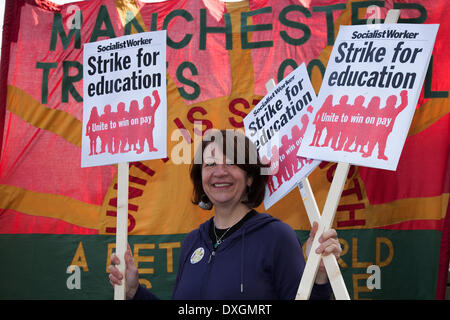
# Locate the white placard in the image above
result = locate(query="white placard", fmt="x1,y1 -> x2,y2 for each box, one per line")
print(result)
298,24 -> 438,171
244,63 -> 320,209
82,31 -> 167,167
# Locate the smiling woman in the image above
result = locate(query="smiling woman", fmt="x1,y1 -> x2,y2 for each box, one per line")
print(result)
108,128 -> 341,299
201,143 -> 252,218
190,129 -> 269,219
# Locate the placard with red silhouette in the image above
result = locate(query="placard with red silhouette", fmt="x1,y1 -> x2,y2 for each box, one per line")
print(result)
298,24 -> 438,171
82,31 -> 167,168
244,63 -> 320,209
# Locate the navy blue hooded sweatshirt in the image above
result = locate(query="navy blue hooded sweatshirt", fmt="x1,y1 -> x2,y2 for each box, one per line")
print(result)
133,212 -> 331,300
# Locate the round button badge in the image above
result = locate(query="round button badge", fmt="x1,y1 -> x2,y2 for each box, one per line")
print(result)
190,247 -> 205,264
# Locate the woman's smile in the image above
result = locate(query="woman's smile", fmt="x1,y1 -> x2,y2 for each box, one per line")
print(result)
211,182 -> 232,187
202,143 -> 251,209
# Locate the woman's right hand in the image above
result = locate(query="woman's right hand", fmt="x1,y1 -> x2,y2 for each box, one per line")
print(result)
108,244 -> 139,300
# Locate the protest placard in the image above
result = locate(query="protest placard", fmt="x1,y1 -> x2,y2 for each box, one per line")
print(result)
82,30 -> 167,299
298,23 -> 438,171
243,63 -> 320,209
82,31 -> 167,168
295,12 -> 439,300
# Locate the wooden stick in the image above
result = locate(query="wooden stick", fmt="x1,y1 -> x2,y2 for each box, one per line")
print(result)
296,162 -> 350,299
298,177 -> 349,298
322,253 -> 349,299
299,167 -> 351,299
114,162 -> 129,300
298,178 -> 321,224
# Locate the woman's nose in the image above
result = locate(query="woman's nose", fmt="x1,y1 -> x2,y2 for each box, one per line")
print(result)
212,164 -> 228,176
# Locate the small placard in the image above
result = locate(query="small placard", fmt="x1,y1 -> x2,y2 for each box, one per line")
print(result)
82,31 -> 167,167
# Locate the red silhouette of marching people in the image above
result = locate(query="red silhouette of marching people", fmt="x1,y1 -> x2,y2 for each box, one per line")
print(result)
85,90 -> 161,156
262,110 -> 314,196
309,90 -> 408,161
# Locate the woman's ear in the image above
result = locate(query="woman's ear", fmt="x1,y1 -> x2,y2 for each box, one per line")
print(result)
247,176 -> 254,188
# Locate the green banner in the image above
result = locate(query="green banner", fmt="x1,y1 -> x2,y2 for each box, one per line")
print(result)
0,230 -> 440,300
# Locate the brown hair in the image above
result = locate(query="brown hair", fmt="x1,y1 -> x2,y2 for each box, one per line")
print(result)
190,129 -> 269,209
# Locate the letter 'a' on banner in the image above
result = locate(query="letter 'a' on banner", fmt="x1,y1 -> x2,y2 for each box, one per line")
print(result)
81,31 -> 167,300
296,10 -> 439,300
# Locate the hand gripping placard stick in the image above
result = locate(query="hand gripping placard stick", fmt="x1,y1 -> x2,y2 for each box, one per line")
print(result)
114,162 -> 129,300
264,79 -> 350,300
297,176 -> 349,297
294,8 -> 401,300
295,162 -> 350,300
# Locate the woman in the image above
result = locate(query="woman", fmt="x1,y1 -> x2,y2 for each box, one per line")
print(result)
108,129 -> 341,299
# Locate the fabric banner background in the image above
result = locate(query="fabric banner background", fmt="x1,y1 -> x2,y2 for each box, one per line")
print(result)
0,0 -> 448,299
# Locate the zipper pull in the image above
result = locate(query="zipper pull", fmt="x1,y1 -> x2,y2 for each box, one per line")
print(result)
208,250 -> 216,263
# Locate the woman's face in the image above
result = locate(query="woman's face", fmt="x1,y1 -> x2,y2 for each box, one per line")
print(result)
201,143 -> 252,209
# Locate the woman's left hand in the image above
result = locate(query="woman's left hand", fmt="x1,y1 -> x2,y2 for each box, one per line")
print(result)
305,221 -> 342,284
